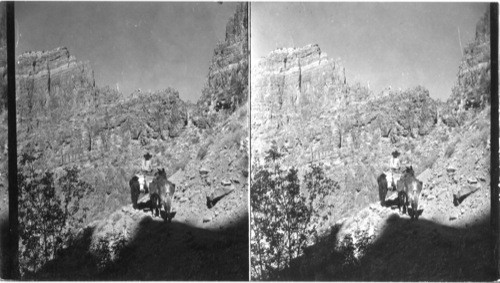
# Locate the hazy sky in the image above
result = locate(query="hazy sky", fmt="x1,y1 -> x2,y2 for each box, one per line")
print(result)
16,2 -> 239,102
252,2 -> 489,101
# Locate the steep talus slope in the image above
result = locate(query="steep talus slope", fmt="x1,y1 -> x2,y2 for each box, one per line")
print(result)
18,3 -> 248,280
252,8 -> 492,280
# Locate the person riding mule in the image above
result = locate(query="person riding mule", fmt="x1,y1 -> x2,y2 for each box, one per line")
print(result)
388,150 -> 401,189
377,150 -> 404,207
141,152 -> 153,174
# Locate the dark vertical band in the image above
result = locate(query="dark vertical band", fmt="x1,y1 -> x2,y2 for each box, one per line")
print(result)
247,3 -> 251,279
489,2 -> 499,280
6,1 -> 18,279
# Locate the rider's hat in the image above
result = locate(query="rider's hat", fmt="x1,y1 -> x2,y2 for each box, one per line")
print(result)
144,152 -> 153,160
391,150 -> 400,157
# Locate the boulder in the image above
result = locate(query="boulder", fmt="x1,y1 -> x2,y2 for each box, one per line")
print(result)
467,177 -> 478,184
199,167 -> 210,175
446,166 -> 457,173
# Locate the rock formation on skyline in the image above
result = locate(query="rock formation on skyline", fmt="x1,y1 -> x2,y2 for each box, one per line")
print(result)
449,9 -> 490,111
198,2 -> 248,114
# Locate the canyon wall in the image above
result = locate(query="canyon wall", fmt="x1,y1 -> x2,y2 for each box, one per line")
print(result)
198,3 -> 248,114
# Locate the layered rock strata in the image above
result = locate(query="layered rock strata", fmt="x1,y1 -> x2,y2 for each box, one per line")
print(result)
198,2 -> 248,113
449,9 -> 490,110
16,47 -> 96,124
15,47 -> 188,169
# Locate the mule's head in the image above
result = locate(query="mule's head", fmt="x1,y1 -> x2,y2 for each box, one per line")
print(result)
153,168 -> 168,187
404,166 -> 414,176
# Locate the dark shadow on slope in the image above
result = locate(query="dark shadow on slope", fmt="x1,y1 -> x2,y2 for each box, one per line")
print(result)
0,213 -> 8,278
31,212 -> 249,281
281,213 -> 495,281
24,226 -> 98,280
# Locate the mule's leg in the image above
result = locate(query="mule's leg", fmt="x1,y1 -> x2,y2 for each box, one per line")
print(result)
379,184 -> 387,206
402,194 -> 407,215
413,196 -> 419,220
150,195 -> 155,217
150,194 -> 155,217
397,192 -> 402,213
155,202 -> 159,217
165,195 -> 172,222
132,190 -> 139,210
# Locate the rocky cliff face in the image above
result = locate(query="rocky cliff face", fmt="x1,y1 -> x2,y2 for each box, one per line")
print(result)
198,3 -> 248,114
253,44 -> 347,111
449,9 -> 490,111
16,47 -> 96,126
15,47 -> 189,165
252,44 -> 438,177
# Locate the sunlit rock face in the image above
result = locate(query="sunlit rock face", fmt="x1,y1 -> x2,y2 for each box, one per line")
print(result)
449,9 -> 490,111
198,2 -> 248,114
252,44 -> 348,116
15,47 -> 188,169
16,47 -> 96,122
253,44 -> 347,114
251,44 -> 349,167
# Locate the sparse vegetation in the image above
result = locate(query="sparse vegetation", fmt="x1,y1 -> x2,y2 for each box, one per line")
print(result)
18,156 -> 94,277
251,145 -> 335,280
